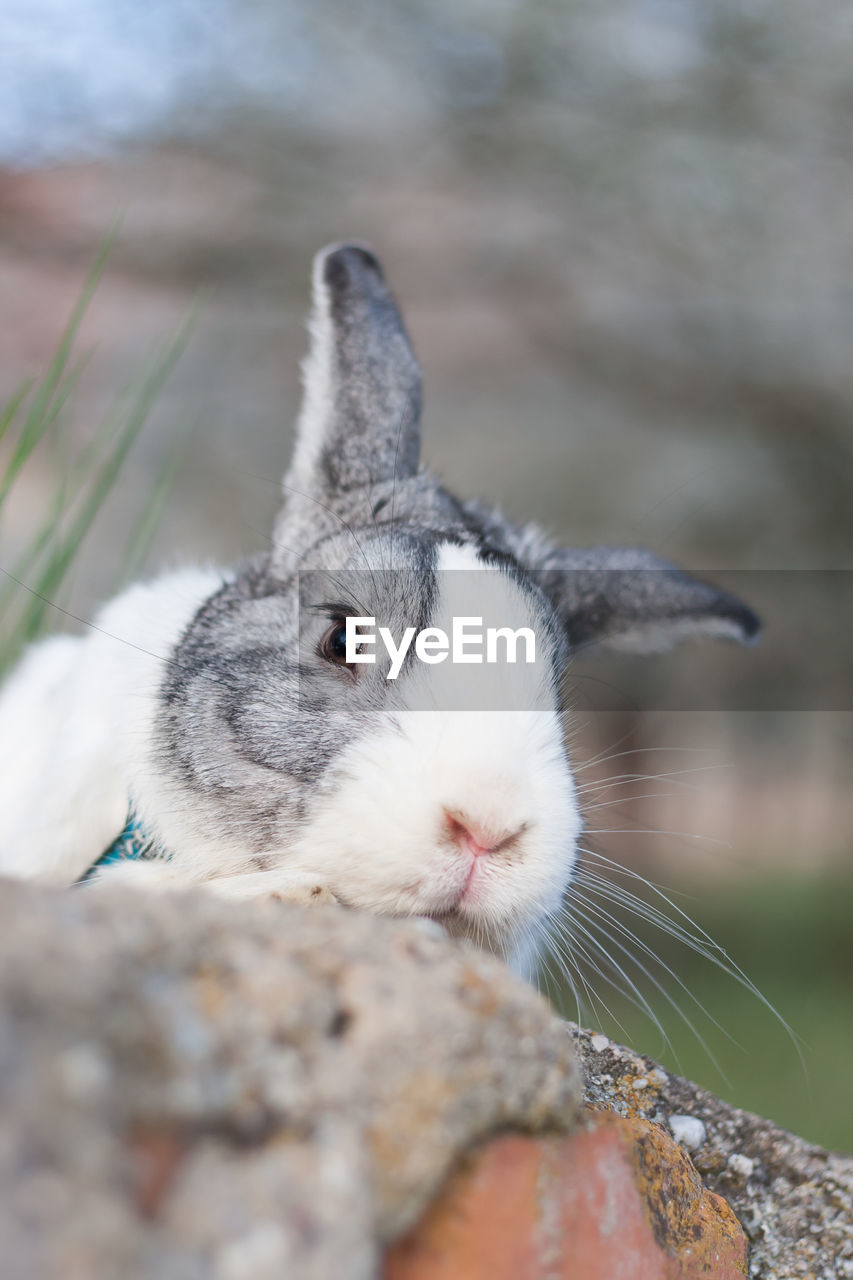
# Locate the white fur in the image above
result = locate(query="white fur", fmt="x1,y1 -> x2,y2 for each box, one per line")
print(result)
0,567 -> 224,883
286,253 -> 336,494
282,703 -> 578,971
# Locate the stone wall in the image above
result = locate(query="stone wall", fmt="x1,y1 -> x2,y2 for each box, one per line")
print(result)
0,880 -> 849,1278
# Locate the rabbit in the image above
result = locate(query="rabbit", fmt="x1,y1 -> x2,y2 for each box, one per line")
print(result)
0,243 -> 759,978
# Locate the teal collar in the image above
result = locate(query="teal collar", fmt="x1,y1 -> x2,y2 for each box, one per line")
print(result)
79,811 -> 165,883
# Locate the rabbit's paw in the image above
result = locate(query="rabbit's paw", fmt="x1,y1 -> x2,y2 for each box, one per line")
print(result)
202,868 -> 345,905
268,883 -> 341,908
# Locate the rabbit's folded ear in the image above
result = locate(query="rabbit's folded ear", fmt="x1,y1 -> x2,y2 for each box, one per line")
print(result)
528,546 -> 760,654
285,243 -> 422,498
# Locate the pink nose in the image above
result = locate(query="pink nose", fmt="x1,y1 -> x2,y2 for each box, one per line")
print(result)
443,809 -> 527,857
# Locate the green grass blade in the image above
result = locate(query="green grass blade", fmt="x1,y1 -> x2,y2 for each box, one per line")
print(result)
0,379 -> 34,453
115,422 -> 193,591
0,356 -> 126,620
11,315 -> 194,650
0,230 -> 115,511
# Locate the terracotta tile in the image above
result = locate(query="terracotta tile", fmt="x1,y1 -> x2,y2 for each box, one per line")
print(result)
385,1112 -> 748,1280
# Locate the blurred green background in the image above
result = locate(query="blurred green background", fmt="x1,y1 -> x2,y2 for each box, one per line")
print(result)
0,0 -> 851,1151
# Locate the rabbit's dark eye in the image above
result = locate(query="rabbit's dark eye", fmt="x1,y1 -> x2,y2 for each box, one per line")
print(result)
320,620 -> 356,670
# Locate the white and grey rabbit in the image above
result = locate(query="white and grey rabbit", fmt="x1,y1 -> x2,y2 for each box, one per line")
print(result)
0,243 -> 758,978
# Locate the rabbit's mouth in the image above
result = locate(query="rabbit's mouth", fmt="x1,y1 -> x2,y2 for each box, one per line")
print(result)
423,901 -> 528,963
417,845 -> 496,923
422,861 -> 515,930
423,874 -> 477,922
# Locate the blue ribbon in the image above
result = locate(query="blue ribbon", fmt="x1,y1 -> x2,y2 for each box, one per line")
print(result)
78,811 -> 163,883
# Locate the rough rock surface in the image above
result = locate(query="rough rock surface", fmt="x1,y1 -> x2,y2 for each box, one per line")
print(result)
0,880 -> 580,1280
572,1027 -> 853,1280
1,879 -> 850,1279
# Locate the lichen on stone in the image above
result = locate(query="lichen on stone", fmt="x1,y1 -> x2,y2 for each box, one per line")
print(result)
571,1024 -> 853,1279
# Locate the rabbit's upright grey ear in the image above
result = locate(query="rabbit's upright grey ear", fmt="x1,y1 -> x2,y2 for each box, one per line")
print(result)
527,545 -> 760,654
285,243 -> 421,498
